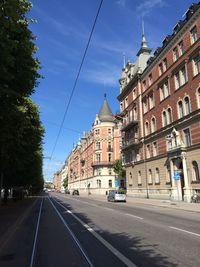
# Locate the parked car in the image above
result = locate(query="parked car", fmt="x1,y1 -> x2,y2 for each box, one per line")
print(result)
107,190 -> 126,202
72,189 -> 79,195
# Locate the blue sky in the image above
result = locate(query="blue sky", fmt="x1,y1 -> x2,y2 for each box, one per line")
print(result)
29,0 -> 197,181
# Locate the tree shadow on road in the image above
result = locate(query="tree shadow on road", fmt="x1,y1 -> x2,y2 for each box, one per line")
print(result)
56,198 -> 178,267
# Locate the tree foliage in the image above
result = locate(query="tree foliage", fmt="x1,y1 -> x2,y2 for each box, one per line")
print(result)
62,176 -> 68,189
113,158 -> 126,178
0,0 -> 44,192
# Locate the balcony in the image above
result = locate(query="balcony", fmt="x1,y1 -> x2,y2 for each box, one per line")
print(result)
121,139 -> 139,150
121,118 -> 138,131
107,147 -> 113,152
92,161 -> 113,167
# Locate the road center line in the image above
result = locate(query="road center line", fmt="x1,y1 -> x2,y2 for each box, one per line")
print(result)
53,197 -> 137,267
125,213 -> 143,220
169,226 -> 200,237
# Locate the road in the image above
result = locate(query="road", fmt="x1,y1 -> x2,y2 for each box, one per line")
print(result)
0,193 -> 200,267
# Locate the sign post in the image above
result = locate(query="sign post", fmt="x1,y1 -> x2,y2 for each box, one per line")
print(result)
173,170 -> 181,201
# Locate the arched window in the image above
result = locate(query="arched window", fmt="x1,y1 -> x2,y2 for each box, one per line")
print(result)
167,108 -> 173,124
192,161 -> 200,181
138,171 -> 142,185
155,168 -> 160,184
184,97 -> 191,115
162,111 -> 167,126
151,117 -> 156,132
145,121 -> 149,135
178,100 -> 184,118
148,169 -> 152,184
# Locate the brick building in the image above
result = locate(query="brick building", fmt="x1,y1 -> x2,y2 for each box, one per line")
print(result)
117,3 -> 200,202
67,96 -> 122,194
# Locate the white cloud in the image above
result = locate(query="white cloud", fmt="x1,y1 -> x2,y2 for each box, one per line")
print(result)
116,0 -> 127,7
136,0 -> 165,17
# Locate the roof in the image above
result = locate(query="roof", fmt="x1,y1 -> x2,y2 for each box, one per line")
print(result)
98,97 -> 114,122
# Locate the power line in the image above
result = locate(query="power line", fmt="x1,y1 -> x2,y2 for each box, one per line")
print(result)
50,0 -> 104,159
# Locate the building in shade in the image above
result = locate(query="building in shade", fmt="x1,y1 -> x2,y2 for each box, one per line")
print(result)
67,95 -> 123,194
117,3 -> 200,202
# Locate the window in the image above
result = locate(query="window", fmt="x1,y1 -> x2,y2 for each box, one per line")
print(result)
179,41 -> 184,56
96,153 -> 101,162
143,98 -> 148,113
159,63 -> 163,76
96,141 -> 101,150
166,167 -> 171,183
148,169 -> 152,184
180,66 -> 187,85
197,88 -> 200,108
125,97 -> 128,108
97,179 -> 101,188
160,84 -> 165,101
192,161 -> 200,181
163,58 -> 167,72
108,128 -> 112,134
149,93 -> 154,109
183,128 -> 191,147
146,145 -> 150,158
190,26 -> 198,44
167,108 -> 173,124
120,102 -> 123,111
143,80 -> 147,91
173,47 -> 179,61
151,117 -> 156,132
153,142 -> 158,156
133,87 -> 137,100
149,74 -> 153,86
178,101 -> 184,118
108,179 -> 112,187
155,168 -> 160,184
145,121 -> 149,136
184,97 -> 191,115
108,168 -> 112,175
138,171 -> 142,185
193,54 -> 200,76
95,129 -> 100,135
162,111 -> 167,126
175,72 -> 181,89
108,153 -> 112,162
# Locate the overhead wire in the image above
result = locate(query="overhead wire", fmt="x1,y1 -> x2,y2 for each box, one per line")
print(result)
50,0 -> 104,160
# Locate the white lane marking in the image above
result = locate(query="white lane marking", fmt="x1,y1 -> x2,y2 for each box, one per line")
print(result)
169,226 -> 200,237
58,196 -> 143,221
48,197 -> 94,267
29,198 -> 43,267
125,213 -> 143,220
53,197 -> 137,267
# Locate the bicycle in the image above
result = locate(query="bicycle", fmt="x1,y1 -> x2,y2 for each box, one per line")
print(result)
191,193 -> 200,203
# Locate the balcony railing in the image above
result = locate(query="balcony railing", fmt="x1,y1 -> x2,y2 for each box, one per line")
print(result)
92,161 -> 113,167
121,139 -> 139,150
167,143 -> 186,153
121,118 -> 138,131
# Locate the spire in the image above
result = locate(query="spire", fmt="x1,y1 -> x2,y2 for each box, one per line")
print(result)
137,21 -> 151,56
123,52 -> 126,68
98,96 -> 114,122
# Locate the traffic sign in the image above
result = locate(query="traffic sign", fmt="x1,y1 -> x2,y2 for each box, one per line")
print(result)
173,170 -> 181,180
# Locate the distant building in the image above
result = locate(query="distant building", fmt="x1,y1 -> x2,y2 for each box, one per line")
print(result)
67,95 -> 123,194
117,3 -> 200,202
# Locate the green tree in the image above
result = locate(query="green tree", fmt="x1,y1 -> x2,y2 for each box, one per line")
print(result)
0,1 -> 43,197
113,157 -> 126,178
62,175 -> 68,189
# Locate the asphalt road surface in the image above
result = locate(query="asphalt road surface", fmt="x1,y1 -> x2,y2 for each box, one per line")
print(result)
0,193 -> 200,267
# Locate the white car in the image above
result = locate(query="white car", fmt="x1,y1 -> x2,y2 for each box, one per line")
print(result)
107,190 -> 126,202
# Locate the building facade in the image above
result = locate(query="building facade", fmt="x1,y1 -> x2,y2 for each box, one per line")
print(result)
67,96 -> 123,194
118,3 -> 200,202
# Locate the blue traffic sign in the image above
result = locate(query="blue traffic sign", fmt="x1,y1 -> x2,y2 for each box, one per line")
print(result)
173,170 -> 181,180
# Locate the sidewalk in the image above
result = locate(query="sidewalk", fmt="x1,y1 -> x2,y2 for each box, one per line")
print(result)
0,197 -> 37,251
80,193 -> 200,213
